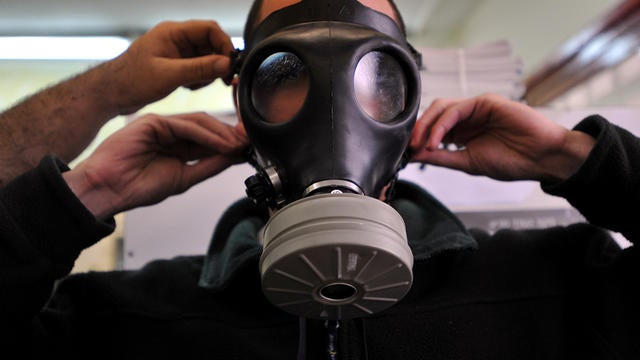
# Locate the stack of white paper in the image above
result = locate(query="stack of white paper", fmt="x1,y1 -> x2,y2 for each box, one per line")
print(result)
416,39 -> 525,113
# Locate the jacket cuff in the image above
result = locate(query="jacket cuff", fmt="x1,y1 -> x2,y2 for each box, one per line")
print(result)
542,115 -> 640,239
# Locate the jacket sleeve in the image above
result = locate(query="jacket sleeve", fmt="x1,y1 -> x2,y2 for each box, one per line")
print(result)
542,115 -> 640,243
0,155 -> 115,326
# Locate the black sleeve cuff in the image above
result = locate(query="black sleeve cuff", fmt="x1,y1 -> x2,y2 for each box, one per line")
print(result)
0,155 -> 115,275
542,115 -> 640,240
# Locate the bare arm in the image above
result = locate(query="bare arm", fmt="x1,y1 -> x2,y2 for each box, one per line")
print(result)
0,19 -> 234,187
0,64 -> 120,185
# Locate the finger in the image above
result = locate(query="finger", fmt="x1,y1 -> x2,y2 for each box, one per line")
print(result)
175,20 -> 235,57
412,148 -> 472,174
183,81 -> 210,91
235,121 -> 247,139
410,98 -> 458,150
172,112 -> 246,148
425,98 -> 479,150
168,55 -> 232,88
162,115 -> 244,154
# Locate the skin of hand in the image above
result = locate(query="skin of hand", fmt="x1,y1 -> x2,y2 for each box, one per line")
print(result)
103,19 -> 236,115
0,20 -> 235,187
409,94 -> 596,183
62,112 -> 248,220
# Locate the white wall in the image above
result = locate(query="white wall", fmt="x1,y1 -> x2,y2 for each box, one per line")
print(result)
412,0 -> 622,75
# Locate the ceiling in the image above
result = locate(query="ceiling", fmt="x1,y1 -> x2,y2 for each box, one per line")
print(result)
0,0 -> 470,41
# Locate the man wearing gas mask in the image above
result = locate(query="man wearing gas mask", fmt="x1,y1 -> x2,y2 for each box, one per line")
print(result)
233,0 -> 423,321
203,0 -> 639,357
2,0 -> 640,359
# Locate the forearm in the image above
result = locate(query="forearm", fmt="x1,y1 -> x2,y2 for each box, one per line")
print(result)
537,130 -> 596,183
0,61 -> 121,187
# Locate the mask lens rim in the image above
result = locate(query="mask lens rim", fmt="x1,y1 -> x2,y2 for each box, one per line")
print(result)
250,51 -> 310,125
354,50 -> 408,123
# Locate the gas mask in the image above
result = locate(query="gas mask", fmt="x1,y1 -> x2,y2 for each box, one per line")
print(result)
234,0 -> 422,320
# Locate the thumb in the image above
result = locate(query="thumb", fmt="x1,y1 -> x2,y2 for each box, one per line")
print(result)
414,148 -> 473,175
171,55 -> 232,88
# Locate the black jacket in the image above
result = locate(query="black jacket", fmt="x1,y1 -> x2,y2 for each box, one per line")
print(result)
1,115 -> 638,359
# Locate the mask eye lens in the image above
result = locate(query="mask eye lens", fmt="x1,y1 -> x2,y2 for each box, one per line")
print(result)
251,52 -> 309,124
354,51 -> 407,123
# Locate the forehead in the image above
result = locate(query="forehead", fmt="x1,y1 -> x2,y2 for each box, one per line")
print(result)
258,0 -> 398,25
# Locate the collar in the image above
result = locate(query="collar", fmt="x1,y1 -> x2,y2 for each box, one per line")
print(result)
199,180 -> 477,289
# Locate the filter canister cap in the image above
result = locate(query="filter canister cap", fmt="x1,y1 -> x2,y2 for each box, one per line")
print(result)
260,193 -> 413,320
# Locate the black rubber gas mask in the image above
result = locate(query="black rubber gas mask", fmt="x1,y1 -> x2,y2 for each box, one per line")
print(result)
235,0 -> 421,320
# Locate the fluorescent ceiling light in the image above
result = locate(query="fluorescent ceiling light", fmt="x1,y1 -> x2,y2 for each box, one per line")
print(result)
0,36 -> 131,60
0,36 -> 244,60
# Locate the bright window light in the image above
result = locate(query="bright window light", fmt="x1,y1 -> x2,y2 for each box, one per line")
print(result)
0,36 -> 131,60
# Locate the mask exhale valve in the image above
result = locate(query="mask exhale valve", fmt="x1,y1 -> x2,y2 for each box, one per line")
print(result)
259,192 -> 413,320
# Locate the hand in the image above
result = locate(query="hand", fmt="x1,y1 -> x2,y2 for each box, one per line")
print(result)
103,20 -> 236,115
409,94 -> 596,183
0,20 -> 236,187
63,112 -> 248,219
